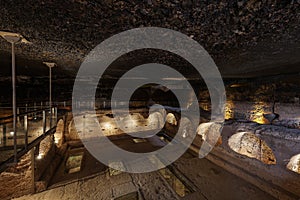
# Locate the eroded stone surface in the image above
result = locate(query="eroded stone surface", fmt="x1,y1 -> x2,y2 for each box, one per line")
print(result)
0,152 -> 33,200
228,131 -> 276,165
0,1 -> 299,80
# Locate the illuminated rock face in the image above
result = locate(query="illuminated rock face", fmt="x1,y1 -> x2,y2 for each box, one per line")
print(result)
39,135 -> 53,158
197,122 -> 223,147
166,113 -> 177,126
287,154 -> 300,174
224,101 -> 300,128
177,117 -> 194,140
67,119 -> 81,140
66,111 -> 166,139
54,119 -> 64,147
228,132 -> 276,165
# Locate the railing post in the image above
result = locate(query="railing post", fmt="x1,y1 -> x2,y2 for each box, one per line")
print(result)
17,107 -> 20,125
62,114 -> 67,141
24,115 -> 28,150
2,124 -> 6,145
30,148 -> 35,193
83,115 -> 86,139
55,107 -> 58,123
50,107 -> 54,129
34,145 -> 40,156
12,42 -> 17,163
43,110 -> 46,134
34,102 -> 37,119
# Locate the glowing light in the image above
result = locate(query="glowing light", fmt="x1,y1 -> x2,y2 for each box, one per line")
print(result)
10,131 -> 14,136
37,153 -> 44,160
225,100 -> 235,120
251,102 -> 269,124
182,129 -> 187,138
252,114 -> 267,124
130,119 -> 137,127
230,84 -> 244,88
103,122 -> 112,130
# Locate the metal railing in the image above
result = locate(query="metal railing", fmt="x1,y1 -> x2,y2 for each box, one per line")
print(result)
0,99 -> 72,109
0,107 -> 58,165
72,100 -> 180,110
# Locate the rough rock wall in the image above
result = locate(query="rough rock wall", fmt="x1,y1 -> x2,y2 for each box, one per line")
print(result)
163,118 -> 300,198
0,118 -> 66,199
228,131 -> 276,165
0,0 -> 299,79
0,152 -> 33,200
54,119 -> 64,147
225,101 -> 300,128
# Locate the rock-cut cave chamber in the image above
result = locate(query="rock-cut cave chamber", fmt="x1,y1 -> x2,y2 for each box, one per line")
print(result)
0,1 -> 299,200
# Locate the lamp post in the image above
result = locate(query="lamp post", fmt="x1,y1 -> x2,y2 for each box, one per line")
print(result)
0,31 -> 30,163
43,62 -> 56,128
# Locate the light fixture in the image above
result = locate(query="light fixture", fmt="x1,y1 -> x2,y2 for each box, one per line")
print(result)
43,62 -> 56,68
103,122 -> 112,130
10,131 -> 14,136
43,62 -> 56,128
0,31 -> 31,44
43,62 -> 56,108
230,83 -> 244,88
182,129 -> 187,138
36,153 -> 44,160
0,31 -> 31,163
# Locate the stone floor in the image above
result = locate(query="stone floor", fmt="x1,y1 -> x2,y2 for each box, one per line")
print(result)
13,152 -> 274,200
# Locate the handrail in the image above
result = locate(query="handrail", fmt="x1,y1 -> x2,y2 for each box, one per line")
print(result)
0,126 -> 57,173
0,107 -> 51,123
0,106 -> 59,164
0,100 -> 71,108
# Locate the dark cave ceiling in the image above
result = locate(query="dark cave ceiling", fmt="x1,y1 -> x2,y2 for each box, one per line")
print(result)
0,0 -> 299,83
